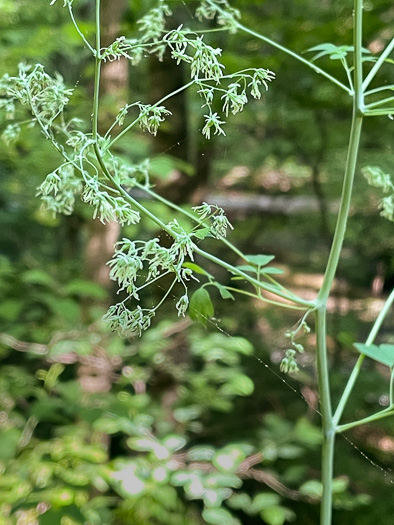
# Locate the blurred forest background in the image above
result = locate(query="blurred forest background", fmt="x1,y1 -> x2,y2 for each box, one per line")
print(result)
0,0 -> 393,524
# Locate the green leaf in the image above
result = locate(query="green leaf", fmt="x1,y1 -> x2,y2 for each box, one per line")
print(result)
187,445 -> 215,461
174,405 -> 202,423
48,488 -> 75,507
189,287 -> 214,326
236,264 -> 258,274
193,227 -> 211,240
93,417 -> 123,434
183,262 -> 212,277
213,445 -> 247,473
260,267 -> 284,275
0,428 -> 20,461
332,476 -> 349,494
49,339 -> 91,358
65,279 -> 107,300
219,374 -> 254,396
202,507 -> 241,525
30,398 -> 67,421
294,418 -> 322,446
251,492 -> 281,512
205,472 -> 243,489
149,154 -> 194,178
45,297 -> 81,323
260,505 -> 295,525
212,281 -> 235,300
236,263 -> 283,275
306,43 -> 353,61
227,493 -> 252,512
245,254 -> 275,267
354,343 -> 394,368
162,434 -> 187,451
277,444 -> 304,459
126,437 -> 170,459
21,268 -> 55,287
300,480 -> 322,499
0,299 -> 23,321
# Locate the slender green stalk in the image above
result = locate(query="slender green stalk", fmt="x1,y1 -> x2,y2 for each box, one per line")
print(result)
315,306 -> 335,525
365,96 -> 394,109
364,84 -> 394,96
314,3 -> 364,524
337,406 -> 394,433
108,81 -> 194,149
194,246 -> 313,308
223,286 -> 307,310
93,141 -> 313,308
205,0 -> 353,95
82,4 -> 388,525
134,181 -> 291,294
68,3 -> 95,55
364,108 -> 394,116
333,288 -> 394,426
92,0 -> 102,141
318,0 -> 364,304
362,37 -> 394,91
317,119 -> 363,302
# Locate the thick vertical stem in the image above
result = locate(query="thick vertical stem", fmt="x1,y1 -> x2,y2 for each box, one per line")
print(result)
315,306 -> 335,525
317,115 -> 362,303
315,3 -> 364,524
315,104 -> 362,525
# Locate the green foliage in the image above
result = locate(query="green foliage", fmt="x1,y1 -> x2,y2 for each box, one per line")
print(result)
189,287 -> 215,326
0,317 -> 316,524
1,1 -> 394,525
354,342 -> 394,368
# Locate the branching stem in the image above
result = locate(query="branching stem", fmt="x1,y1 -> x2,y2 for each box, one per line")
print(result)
333,288 -> 394,426
205,0 -> 353,95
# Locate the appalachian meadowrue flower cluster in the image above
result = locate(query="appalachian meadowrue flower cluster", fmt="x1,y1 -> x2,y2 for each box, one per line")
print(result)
0,0 -> 278,339
362,166 -> 394,222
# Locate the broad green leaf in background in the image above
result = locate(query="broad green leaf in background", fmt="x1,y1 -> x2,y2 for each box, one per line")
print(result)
202,507 -> 241,525
64,279 -> 107,300
260,505 -> 296,525
354,343 -> 394,368
189,287 -> 214,326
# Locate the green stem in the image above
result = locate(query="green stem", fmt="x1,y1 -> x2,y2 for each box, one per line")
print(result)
195,246 -> 313,307
364,108 -> 394,117
315,306 -> 335,525
317,113 -> 363,302
134,181 -> 250,262
223,286 -> 306,310
316,3 -> 364,524
130,181 -> 306,303
237,24 -> 352,94
341,59 -> 354,92
333,288 -> 394,426
92,0 -> 101,141
337,406 -> 394,433
365,96 -> 394,109
364,84 -> 394,96
362,37 -> 394,91
108,80 -> 194,149
68,3 -> 95,54
94,142 -> 312,309
205,0 -> 352,95
318,1 -> 364,303
390,368 -> 394,407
